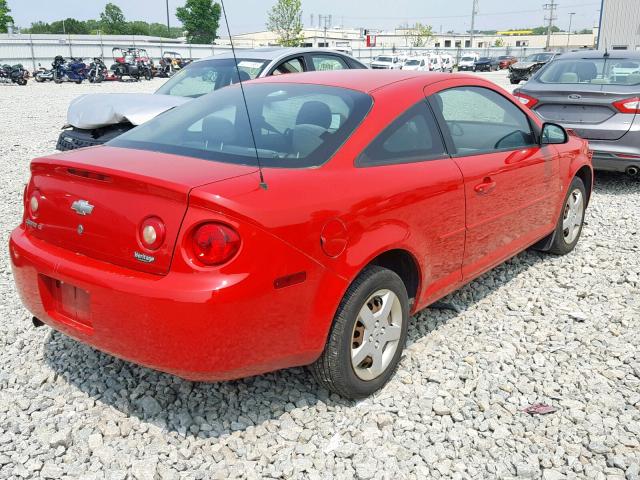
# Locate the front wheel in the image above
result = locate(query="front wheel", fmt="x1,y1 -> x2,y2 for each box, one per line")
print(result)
545,177 -> 587,255
510,78 -> 520,84
310,266 -> 409,399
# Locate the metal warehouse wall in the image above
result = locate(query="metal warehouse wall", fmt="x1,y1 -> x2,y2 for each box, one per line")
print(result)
598,0 -> 640,50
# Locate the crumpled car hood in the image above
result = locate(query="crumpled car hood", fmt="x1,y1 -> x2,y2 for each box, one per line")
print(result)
512,62 -> 540,70
67,93 -> 190,130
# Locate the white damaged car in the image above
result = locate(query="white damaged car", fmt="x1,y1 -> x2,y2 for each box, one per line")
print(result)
57,48 -> 367,151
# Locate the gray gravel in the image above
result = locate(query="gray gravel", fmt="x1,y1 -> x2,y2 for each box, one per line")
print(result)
1,73 -> 639,479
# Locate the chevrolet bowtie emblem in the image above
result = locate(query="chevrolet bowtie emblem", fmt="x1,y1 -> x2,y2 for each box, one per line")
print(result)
70,200 -> 95,216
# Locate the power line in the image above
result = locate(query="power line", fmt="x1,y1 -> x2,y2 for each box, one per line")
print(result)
337,3 -> 598,21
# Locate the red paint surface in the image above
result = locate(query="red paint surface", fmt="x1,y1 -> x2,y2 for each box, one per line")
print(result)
10,71 -> 592,381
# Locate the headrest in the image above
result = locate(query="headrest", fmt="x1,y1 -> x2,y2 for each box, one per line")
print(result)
296,101 -> 332,129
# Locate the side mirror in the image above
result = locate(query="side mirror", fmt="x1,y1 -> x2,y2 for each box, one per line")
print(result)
541,122 -> 568,145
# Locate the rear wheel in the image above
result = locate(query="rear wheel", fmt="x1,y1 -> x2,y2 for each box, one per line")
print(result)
510,79 -> 520,84
311,266 -> 409,399
545,177 -> 587,255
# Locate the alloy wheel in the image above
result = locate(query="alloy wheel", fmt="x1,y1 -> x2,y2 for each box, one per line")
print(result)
562,188 -> 584,244
350,289 -> 403,381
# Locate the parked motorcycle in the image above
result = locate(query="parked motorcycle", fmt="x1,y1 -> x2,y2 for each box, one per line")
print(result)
34,63 -> 55,82
53,56 -> 88,84
0,63 -> 28,86
87,57 -> 109,83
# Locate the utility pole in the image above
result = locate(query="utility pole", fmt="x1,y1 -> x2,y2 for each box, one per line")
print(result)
543,0 -> 558,51
566,12 -> 576,49
469,0 -> 479,49
166,0 -> 171,37
319,14 -> 331,47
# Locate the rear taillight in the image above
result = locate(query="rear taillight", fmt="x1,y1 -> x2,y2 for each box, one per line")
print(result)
514,92 -> 539,109
191,223 -> 241,266
613,97 -> 640,114
139,217 -> 166,251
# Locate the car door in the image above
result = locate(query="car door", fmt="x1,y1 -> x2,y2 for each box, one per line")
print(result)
356,100 -> 465,303
267,56 -> 307,76
427,83 -> 561,280
306,53 -> 350,72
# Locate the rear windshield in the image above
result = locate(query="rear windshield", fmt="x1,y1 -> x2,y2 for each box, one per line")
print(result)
375,56 -> 393,62
461,57 -> 474,62
525,53 -> 554,62
538,58 -> 640,85
477,58 -> 491,62
110,83 -> 372,168
155,58 -> 269,98
405,59 -> 421,65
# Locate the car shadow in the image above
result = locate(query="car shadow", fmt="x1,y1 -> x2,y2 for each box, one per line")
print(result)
43,249 -> 547,440
594,170 -> 639,195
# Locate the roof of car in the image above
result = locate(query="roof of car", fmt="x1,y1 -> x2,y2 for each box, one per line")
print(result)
250,69 -> 467,93
194,47 -> 354,63
555,50 -> 640,60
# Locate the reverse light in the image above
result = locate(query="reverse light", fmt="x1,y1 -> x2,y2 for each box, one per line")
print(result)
29,192 -> 40,217
139,217 -> 165,251
514,92 -> 539,109
612,97 -> 640,114
191,223 -> 241,266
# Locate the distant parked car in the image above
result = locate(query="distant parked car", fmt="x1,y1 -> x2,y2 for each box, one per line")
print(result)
498,55 -> 518,69
440,54 -> 454,73
57,48 -> 367,151
514,50 -> 640,175
474,57 -> 500,72
457,55 -> 478,71
370,55 -> 402,69
509,52 -> 560,84
401,57 -> 428,71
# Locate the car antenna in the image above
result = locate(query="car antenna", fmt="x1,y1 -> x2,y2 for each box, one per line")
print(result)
219,0 -> 268,190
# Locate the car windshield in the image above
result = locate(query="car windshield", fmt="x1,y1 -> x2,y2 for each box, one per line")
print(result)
110,83 -> 373,168
538,58 -> 640,85
375,57 -> 393,62
478,58 -> 490,62
155,58 -> 269,98
525,53 -> 554,62
405,60 -> 420,65
461,57 -> 474,62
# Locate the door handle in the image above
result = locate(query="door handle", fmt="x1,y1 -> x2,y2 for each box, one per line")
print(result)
474,177 -> 497,195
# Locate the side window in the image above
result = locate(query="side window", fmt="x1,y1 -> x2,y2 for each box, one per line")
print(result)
433,86 -> 536,155
310,54 -> 349,71
358,102 -> 447,167
271,57 -> 304,76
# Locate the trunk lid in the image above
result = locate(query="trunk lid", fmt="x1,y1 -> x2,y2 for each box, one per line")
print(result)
527,84 -> 637,140
26,146 -> 256,275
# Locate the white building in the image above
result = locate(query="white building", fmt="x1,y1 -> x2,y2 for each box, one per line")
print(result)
597,0 -> 640,50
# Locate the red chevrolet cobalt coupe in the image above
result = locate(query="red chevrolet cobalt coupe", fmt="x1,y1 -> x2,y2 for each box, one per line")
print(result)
11,71 -> 593,399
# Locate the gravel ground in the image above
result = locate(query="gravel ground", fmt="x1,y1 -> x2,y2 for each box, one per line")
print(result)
0,72 -> 639,480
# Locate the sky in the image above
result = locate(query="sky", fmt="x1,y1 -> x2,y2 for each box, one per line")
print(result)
7,0 -> 603,34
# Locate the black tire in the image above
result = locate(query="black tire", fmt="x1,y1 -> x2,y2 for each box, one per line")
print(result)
35,75 -> 44,83
310,265 -> 409,399
545,176 -> 587,255
510,79 -> 520,84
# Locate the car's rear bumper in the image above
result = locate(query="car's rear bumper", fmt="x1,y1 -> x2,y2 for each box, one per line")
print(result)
10,225 -> 343,381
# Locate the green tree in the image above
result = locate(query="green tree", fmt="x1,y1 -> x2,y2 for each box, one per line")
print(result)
24,21 -> 51,34
493,38 -> 505,47
406,22 -> 433,48
100,2 -> 127,34
266,0 -> 303,47
0,0 -> 13,33
127,20 -> 151,35
49,18 -> 90,34
532,25 -> 560,35
176,0 -> 221,44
